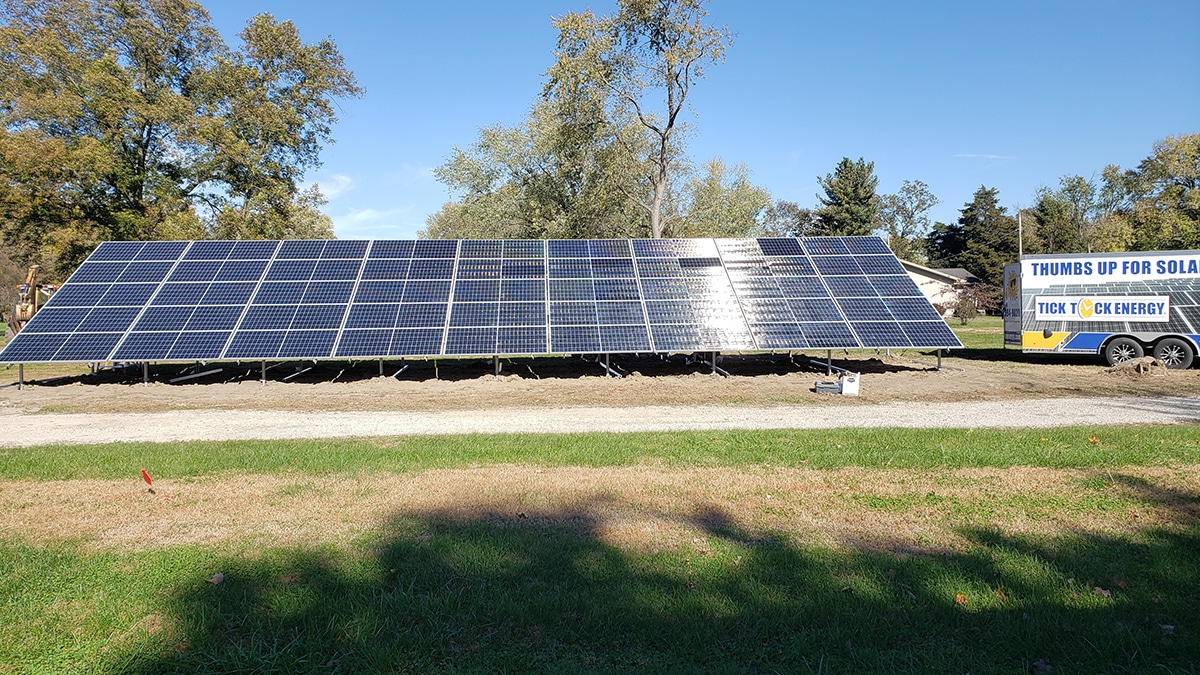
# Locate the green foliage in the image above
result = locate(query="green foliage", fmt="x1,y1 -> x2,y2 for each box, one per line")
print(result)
815,157 -> 879,236
422,97 -> 650,240
948,186 -> 1018,286
673,158 -> 770,237
545,0 -> 731,238
949,283 -> 1001,325
0,0 -> 360,280
923,221 -> 965,268
1127,134 -> 1200,250
877,179 -> 938,261
760,200 -> 820,237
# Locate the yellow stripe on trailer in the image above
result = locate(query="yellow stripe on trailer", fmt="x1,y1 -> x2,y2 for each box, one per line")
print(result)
1022,331 -> 1071,350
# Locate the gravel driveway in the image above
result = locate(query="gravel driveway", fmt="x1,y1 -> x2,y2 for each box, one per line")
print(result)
4,396 -> 1197,447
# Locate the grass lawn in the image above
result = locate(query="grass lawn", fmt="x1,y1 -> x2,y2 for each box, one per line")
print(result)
2,426 -> 1198,673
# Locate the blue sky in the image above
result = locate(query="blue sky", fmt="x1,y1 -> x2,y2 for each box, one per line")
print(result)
201,0 -> 1199,239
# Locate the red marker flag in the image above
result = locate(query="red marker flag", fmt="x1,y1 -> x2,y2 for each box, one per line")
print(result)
141,468 -> 153,486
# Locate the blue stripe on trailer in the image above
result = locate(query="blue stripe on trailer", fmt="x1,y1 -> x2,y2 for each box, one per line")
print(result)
1063,332 -> 1109,351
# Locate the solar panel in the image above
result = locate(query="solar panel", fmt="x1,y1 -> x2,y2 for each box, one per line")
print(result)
0,236 -> 960,363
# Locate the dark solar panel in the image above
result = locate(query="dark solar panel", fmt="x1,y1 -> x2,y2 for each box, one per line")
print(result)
0,236 -> 959,363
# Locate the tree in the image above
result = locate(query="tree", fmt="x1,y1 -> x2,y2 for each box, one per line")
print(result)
760,200 -> 820,237
422,96 -> 649,240
924,221 -> 966,268
955,186 -> 1018,286
876,179 -> 938,262
1030,187 -> 1083,254
673,158 -> 770,237
546,0 -> 731,238
1127,134 -> 1200,251
815,157 -> 879,236
0,0 -> 360,278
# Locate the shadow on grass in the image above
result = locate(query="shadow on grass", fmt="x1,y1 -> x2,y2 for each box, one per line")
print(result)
109,480 -> 1198,674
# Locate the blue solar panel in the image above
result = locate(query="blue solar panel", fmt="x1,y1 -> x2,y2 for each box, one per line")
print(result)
184,241 -> 235,260
114,331 -> 178,360
279,330 -> 337,358
389,329 -> 442,356
89,242 -> 144,261
499,302 -> 545,326
0,236 -> 960,364
187,306 -> 243,331
202,283 -> 256,305
335,329 -> 392,357
368,240 -> 415,258
498,326 -> 546,353
224,331 -> 285,359
758,238 -> 805,256
446,327 -> 496,354
169,331 -> 229,359
278,240 -> 325,258
72,262 -> 128,283
552,325 -> 600,352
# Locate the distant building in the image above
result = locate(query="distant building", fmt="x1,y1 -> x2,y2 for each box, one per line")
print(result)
899,260 -> 982,316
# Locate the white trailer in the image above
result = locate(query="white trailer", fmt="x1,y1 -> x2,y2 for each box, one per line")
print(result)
1003,250 -> 1200,368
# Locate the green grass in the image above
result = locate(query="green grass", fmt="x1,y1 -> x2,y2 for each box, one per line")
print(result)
2,505 -> 1196,673
949,315 -> 1006,350
2,425 -> 1198,480
3,426 -> 1198,673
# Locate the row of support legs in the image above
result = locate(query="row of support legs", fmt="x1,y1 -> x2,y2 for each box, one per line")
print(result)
10,349 -> 946,390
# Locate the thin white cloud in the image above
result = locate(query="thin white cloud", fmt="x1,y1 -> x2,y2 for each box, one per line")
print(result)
332,207 -> 425,240
385,164 -> 438,189
953,153 -> 1016,160
305,174 -> 355,200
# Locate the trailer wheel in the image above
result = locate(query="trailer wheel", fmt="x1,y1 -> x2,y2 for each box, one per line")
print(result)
1153,338 -> 1195,370
1104,337 -> 1143,366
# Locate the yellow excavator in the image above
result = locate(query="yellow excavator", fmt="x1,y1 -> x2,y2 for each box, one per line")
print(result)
5,265 -> 44,339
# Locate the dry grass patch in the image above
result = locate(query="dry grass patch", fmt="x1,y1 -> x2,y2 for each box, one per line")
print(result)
2,465 -> 1194,555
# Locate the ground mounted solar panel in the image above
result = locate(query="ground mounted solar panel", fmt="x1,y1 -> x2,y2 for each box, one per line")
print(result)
0,237 -> 961,364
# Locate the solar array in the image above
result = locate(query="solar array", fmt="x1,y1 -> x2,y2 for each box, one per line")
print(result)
0,237 -> 961,363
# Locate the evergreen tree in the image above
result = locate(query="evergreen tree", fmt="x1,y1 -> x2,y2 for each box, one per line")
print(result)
955,186 -> 1018,285
923,221 -> 966,268
815,157 -> 878,236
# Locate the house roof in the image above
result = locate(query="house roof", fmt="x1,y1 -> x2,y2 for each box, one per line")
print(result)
935,267 -> 982,284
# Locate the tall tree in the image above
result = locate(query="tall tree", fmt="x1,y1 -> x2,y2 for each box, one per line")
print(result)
674,158 -> 770,237
0,0 -> 360,278
760,200 -> 820,237
955,186 -> 1018,285
1127,134 -> 1200,250
422,96 -> 649,240
546,0 -> 731,238
876,179 -> 938,261
815,157 -> 879,236
1030,187 -> 1083,254
923,221 -> 966,268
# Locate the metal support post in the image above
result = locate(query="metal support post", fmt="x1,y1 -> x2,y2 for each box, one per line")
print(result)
826,349 -> 833,377
261,361 -> 266,386
17,364 -> 23,391
937,349 -> 943,371
379,359 -> 384,376
605,353 -> 611,377
494,355 -> 501,378
143,362 -> 148,386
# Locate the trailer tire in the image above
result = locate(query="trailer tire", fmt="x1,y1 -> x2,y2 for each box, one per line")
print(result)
1104,337 -> 1143,366
1153,338 -> 1195,370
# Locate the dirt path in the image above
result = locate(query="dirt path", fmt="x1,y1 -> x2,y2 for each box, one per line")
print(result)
2,396 -> 1196,447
